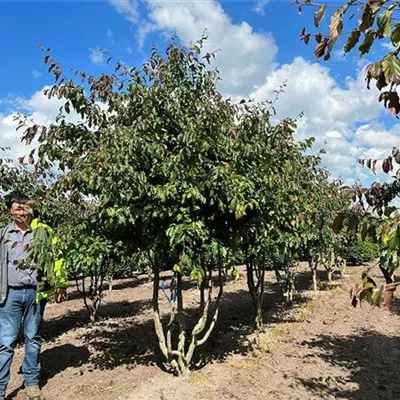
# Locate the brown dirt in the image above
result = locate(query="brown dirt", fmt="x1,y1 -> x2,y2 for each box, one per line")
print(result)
5,263 -> 400,400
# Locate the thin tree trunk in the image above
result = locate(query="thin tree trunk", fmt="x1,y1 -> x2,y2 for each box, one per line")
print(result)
312,268 -> 318,291
327,268 -> 332,284
309,259 -> 318,291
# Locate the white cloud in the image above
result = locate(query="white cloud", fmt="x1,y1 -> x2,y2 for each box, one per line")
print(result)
381,41 -> 396,52
355,123 -> 400,150
32,70 -> 42,79
252,0 -> 269,15
106,28 -> 115,45
325,130 -> 343,138
0,87 -> 78,161
107,28 -> 114,40
137,21 -> 157,49
250,57 -> 389,182
116,0 -> 278,97
109,0 -> 277,95
89,47 -> 106,65
109,0 -> 139,23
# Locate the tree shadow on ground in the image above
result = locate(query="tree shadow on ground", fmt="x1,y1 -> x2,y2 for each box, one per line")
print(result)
297,329 -> 400,399
38,269 -> 347,375
42,299 -> 152,342
294,268 -> 343,292
79,276 -> 315,373
6,344 -> 91,399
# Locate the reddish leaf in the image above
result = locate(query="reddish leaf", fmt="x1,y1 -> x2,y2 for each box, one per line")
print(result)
365,61 -> 385,89
380,91 -> 400,116
54,67 -> 62,82
314,38 -> 329,58
330,10 -> 344,40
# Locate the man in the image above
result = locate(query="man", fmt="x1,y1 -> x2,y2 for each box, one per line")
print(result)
0,192 -> 68,400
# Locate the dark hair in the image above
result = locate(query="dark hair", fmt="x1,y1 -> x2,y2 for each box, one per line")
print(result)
5,191 -> 31,210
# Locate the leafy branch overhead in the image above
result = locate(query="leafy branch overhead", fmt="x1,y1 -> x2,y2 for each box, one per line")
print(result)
297,0 -> 400,116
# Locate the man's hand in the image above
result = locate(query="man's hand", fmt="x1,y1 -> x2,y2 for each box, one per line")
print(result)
55,288 -> 67,303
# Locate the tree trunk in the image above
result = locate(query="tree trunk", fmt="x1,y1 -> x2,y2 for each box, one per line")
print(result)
327,269 -> 332,284
245,249 -> 266,330
150,250 -> 224,375
284,269 -> 294,306
312,268 -> 318,291
308,259 -> 318,291
254,298 -> 263,331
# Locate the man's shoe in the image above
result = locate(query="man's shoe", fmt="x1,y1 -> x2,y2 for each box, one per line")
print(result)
26,385 -> 44,400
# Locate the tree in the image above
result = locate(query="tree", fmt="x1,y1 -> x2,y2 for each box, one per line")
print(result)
296,0 -> 400,115
18,37 -> 257,374
300,178 -> 348,290
56,201 -> 129,323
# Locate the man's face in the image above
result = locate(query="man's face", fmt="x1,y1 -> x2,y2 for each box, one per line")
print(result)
10,202 -> 32,224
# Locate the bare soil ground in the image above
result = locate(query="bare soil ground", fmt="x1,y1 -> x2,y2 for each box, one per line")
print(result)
5,262 -> 400,400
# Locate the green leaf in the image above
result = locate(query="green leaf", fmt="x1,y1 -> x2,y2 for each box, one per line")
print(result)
381,54 -> 400,85
370,285 -> 384,307
377,7 -> 394,38
388,226 -> 400,250
384,205 -> 397,217
358,31 -> 376,56
391,23 -> 400,47
344,29 -> 361,53
324,37 -> 338,61
314,5 -> 326,28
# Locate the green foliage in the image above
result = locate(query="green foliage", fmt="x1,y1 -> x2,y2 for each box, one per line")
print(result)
59,206 -> 128,322
15,35 -> 353,370
345,240 -> 380,265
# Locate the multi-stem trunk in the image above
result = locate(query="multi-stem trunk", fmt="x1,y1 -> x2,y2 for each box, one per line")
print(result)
324,249 -> 335,285
150,250 -> 224,375
245,249 -> 266,330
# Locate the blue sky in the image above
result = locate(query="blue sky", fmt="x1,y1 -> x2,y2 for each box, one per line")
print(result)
0,0 -> 399,187
0,1 -> 353,96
